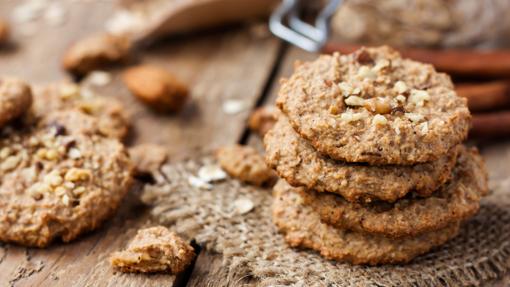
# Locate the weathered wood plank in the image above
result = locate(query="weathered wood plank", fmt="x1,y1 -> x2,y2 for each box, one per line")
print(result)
0,1 -> 281,285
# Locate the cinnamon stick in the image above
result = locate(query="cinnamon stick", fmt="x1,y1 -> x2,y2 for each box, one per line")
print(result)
471,111 -> 510,138
324,43 -> 510,78
455,81 -> 510,112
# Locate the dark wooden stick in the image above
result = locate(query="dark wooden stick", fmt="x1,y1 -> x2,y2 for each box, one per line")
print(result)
471,111 -> 510,138
455,81 -> 510,112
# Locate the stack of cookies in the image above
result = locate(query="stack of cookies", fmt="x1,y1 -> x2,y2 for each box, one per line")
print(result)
264,47 -> 489,265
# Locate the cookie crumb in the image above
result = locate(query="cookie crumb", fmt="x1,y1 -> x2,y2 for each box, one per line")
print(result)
216,145 -> 275,186
62,33 -> 130,76
248,106 -> 278,137
0,77 -> 33,128
122,65 -> 189,113
128,144 -> 168,175
0,19 -> 9,44
110,226 -> 195,274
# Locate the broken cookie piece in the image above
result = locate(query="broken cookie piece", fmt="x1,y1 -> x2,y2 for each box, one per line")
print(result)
110,226 -> 195,274
122,65 -> 189,113
248,106 -> 278,137
0,77 -> 33,128
62,33 -> 130,77
216,145 -> 276,186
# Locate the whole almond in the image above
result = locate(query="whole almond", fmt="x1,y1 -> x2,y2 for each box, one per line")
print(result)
62,33 -> 130,76
122,65 -> 189,113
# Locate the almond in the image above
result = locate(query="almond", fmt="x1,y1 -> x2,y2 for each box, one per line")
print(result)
122,65 -> 189,113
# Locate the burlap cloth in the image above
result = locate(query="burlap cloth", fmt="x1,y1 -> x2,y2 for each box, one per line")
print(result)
141,156 -> 510,286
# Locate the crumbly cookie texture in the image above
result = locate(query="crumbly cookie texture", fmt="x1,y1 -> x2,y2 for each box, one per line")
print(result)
0,19 -> 9,44
110,226 -> 195,273
0,110 -> 133,247
62,33 -> 130,76
216,145 -> 276,186
122,65 -> 189,113
276,46 -> 470,165
289,146 -> 488,238
265,115 -> 458,203
129,144 -> 168,175
32,82 -> 130,140
248,106 -> 278,137
0,78 -> 33,128
272,180 -> 460,265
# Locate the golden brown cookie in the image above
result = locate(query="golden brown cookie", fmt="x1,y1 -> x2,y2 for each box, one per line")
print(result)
62,33 -> 130,76
272,180 -> 460,265
216,145 -> 276,186
0,110 -> 133,247
276,46 -> 470,164
0,78 -> 33,128
122,65 -> 189,113
32,82 -> 129,140
265,115 -> 458,202
281,146 -> 487,238
110,226 -> 195,273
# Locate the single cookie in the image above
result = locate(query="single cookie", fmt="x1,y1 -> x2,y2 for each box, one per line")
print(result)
265,115 -> 458,202
276,46 -> 470,164
0,110 -> 133,247
32,82 -> 130,140
0,78 -> 33,128
272,180 -> 460,265
216,145 -> 276,186
110,226 -> 195,273
62,33 -> 130,76
284,146 -> 487,238
122,65 -> 189,113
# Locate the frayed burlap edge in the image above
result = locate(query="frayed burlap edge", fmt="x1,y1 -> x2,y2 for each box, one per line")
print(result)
141,156 -> 510,287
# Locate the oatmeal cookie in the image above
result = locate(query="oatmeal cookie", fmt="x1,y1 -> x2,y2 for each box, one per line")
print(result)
272,180 -> 461,265
110,226 -> 195,273
32,82 -> 129,140
265,115 -> 458,202
276,46 -> 470,164
0,111 -> 133,247
62,33 -> 130,76
284,146 -> 487,238
216,145 -> 276,186
122,65 -> 189,113
0,78 -> 33,128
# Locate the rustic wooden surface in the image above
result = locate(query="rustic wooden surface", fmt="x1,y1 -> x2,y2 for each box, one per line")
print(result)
0,1 -> 509,286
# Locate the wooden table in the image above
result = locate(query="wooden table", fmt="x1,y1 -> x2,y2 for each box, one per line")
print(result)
0,1 -> 509,286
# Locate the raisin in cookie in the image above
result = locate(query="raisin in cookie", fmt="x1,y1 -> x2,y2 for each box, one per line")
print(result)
32,82 -> 129,140
110,226 -> 195,273
0,111 -> 132,247
265,115 -> 458,202
272,180 -> 460,265
276,46 -> 470,164
282,146 -> 487,238
0,78 -> 33,128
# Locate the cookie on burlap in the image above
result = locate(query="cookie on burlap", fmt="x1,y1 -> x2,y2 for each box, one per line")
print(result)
110,226 -> 195,273
265,115 -> 458,202
276,46 -> 470,164
32,82 -> 130,140
273,179 -> 460,265
290,145 -> 488,238
0,78 -> 33,128
0,110 -> 132,247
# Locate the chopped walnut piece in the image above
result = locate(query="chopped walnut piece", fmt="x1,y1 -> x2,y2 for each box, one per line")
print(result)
345,95 -> 365,106
129,144 -> 168,176
0,19 -> 9,44
110,226 -> 195,274
248,106 -> 278,137
372,114 -> 387,126
216,145 -> 276,186
408,89 -> 430,107
62,33 -> 130,76
122,65 -> 189,113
